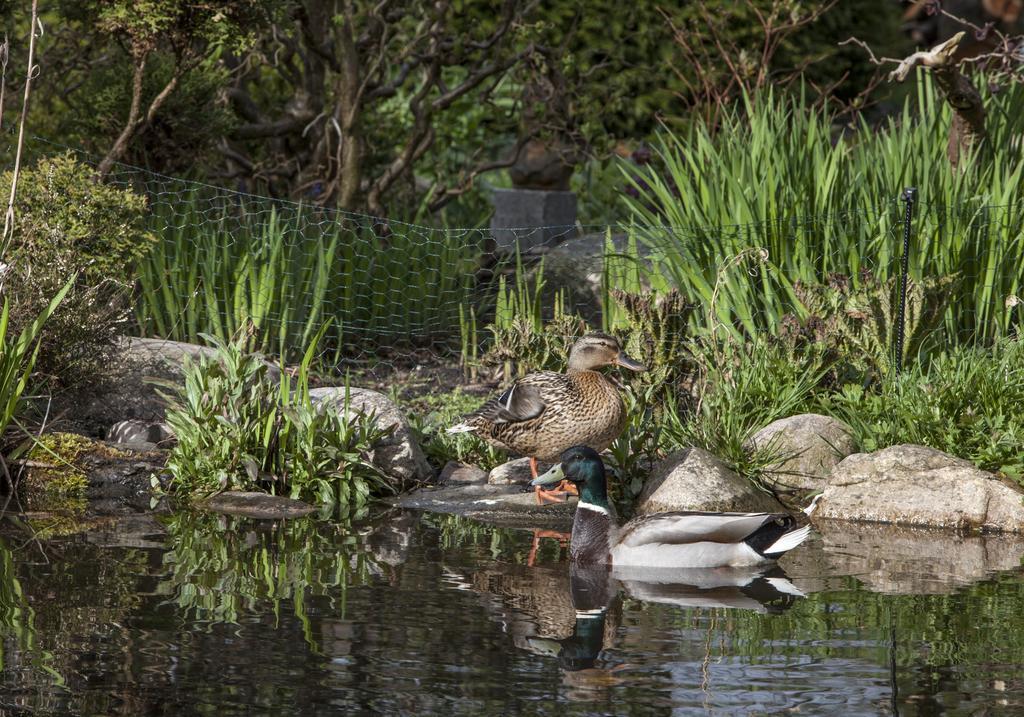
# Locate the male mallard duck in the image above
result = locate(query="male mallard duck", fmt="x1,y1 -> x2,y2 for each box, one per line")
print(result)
448,333 -> 646,503
531,446 -> 812,568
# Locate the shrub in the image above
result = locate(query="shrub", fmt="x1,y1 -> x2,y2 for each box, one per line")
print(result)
782,271 -> 958,384
159,330 -> 393,513
0,154 -> 153,388
823,339 -> 1024,482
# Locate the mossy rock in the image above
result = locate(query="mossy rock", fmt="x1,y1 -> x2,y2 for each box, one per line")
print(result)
22,432 -> 94,511
20,432 -> 166,511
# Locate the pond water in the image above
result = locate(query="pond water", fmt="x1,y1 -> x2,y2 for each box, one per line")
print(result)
2,505 -> 1024,716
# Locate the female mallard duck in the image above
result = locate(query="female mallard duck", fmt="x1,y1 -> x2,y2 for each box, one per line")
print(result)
448,333 -> 646,503
531,446 -> 812,568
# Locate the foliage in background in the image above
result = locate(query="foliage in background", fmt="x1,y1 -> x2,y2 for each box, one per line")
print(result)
58,54 -> 236,177
4,1 -> 907,221
159,329 -> 392,513
660,0 -> 903,129
823,339 -> 1024,483
44,0 -> 263,176
0,155 -> 151,389
625,79 -> 1024,349
135,192 -> 484,363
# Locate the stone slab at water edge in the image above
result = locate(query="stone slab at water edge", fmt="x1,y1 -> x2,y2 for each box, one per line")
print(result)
391,483 -> 576,530
197,492 -> 317,519
814,444 -> 1024,532
487,458 -> 553,486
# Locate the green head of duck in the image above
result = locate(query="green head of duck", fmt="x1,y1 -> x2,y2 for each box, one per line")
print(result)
531,446 -> 611,509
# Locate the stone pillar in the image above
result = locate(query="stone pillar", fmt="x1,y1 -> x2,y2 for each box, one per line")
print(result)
489,188 -> 578,254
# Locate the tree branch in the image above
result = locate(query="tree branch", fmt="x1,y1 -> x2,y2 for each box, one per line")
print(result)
3,0 -> 40,254
426,136 -> 530,213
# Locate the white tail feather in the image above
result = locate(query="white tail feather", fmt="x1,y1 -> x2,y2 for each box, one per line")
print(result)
446,423 -> 477,434
802,494 -> 823,517
764,525 -> 811,555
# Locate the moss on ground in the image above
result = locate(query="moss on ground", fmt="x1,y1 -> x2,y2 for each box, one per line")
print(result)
21,432 -> 110,511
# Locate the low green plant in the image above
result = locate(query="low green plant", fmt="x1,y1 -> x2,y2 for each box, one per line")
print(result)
403,389 -> 506,471
159,328 -> 393,512
823,339 -> 1024,482
605,383 -> 671,516
667,337 -> 832,486
1,280 -> 74,474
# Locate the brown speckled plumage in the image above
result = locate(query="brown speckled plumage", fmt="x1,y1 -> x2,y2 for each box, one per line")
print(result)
451,334 -> 645,462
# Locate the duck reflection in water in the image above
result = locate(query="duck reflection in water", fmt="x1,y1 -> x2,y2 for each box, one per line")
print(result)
522,561 -> 804,696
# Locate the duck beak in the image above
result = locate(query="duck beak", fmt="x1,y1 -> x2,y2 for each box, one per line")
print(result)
530,463 -> 565,487
614,351 -> 647,371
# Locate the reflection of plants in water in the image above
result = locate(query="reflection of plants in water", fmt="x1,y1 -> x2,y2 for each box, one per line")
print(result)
0,540 -> 30,672
0,538 -> 63,684
159,511 -> 377,648
427,513 -> 563,564
687,575 -> 1024,682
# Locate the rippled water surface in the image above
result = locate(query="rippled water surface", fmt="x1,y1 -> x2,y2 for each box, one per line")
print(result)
3,506 -> 1024,716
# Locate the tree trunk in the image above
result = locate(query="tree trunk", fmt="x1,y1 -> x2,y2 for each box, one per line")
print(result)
97,57 -> 183,179
887,32 -> 987,170
932,67 -> 986,169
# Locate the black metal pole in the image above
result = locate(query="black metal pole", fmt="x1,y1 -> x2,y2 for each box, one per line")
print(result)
896,188 -> 917,374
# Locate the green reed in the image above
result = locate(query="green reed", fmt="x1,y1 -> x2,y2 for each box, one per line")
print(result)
625,75 -> 1024,346
1,279 -> 73,443
135,194 -> 484,363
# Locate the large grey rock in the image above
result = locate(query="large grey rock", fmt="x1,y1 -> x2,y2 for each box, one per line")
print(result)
635,447 -> 785,515
746,414 -> 857,493
57,337 -> 280,436
815,444 -> 1024,532
310,386 -> 432,487
490,188 -> 577,253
